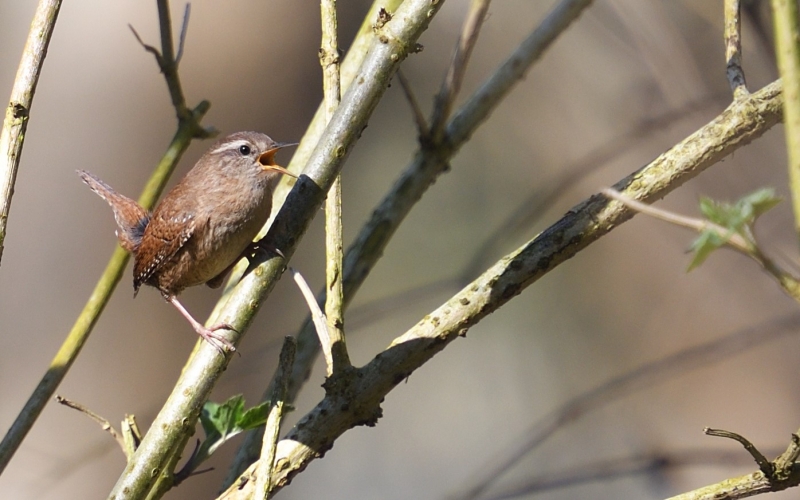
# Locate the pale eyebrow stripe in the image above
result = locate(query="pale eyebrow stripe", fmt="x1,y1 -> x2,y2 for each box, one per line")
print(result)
209,140 -> 250,155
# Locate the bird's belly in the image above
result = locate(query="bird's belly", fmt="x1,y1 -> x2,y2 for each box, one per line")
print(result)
170,210 -> 268,290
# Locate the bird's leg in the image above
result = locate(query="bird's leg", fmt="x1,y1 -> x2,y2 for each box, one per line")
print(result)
167,296 -> 237,353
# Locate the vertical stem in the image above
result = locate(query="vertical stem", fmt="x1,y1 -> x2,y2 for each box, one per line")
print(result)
321,0 -> 349,375
0,0 -> 62,265
724,0 -> 748,97
254,337 -> 296,499
772,0 -> 800,242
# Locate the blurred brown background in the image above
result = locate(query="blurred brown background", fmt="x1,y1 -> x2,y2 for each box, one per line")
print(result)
1,1 -> 798,499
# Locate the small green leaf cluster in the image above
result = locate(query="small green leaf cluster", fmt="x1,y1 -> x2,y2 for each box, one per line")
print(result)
688,188 -> 781,270
179,395 -> 273,478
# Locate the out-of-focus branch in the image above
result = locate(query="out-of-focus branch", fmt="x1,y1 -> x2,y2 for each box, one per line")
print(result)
453,312 -> 800,500
428,0 -> 492,140
0,0 -> 62,265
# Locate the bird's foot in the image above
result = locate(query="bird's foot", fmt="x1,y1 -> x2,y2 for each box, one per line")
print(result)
168,295 -> 237,355
195,323 -> 238,354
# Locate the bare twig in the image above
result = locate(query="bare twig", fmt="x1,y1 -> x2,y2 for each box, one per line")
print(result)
602,188 -> 800,302
428,0 -> 492,139
130,0 -> 211,136
291,269 -> 333,372
671,433 -> 800,499
254,337 -> 296,499
121,415 -> 143,460
725,0 -> 748,97
601,188 -> 753,251
0,0 -> 62,265
320,0 -> 350,376
175,3 -> 191,64
705,428 -> 774,476
396,68 -> 429,137
55,395 -> 127,457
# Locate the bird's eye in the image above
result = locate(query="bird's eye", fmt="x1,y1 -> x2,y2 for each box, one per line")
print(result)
238,145 -> 251,155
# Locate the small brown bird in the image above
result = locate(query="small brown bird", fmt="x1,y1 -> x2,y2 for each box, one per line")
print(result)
79,131 -> 296,353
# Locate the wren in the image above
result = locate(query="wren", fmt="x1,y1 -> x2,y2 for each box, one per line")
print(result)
78,131 -> 297,353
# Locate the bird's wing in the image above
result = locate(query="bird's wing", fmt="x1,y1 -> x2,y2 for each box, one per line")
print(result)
133,212 -> 195,294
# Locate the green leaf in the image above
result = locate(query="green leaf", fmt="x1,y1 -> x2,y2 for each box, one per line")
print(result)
687,229 -> 728,271
736,188 -> 781,219
689,189 -> 780,271
200,394 -> 245,443
698,189 -> 781,231
237,400 -> 271,431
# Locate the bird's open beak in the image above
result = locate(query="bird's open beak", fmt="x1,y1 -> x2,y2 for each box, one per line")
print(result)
258,143 -> 298,178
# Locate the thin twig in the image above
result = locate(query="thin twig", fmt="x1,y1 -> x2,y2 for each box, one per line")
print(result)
428,0 -> 492,139
396,68 -> 429,137
0,0 -> 62,265
121,415 -> 143,460
725,0 -> 748,97
321,0 -> 350,376
128,25 -> 164,65
666,435 -> 800,499
291,269 -> 333,371
130,0 -> 209,135
705,428 -> 774,476
176,3 -> 191,64
254,337 -> 296,499
55,395 -> 127,456
601,188 -> 753,251
602,188 -> 800,303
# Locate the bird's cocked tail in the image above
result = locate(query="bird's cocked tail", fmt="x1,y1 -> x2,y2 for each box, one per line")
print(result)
77,170 -> 150,253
